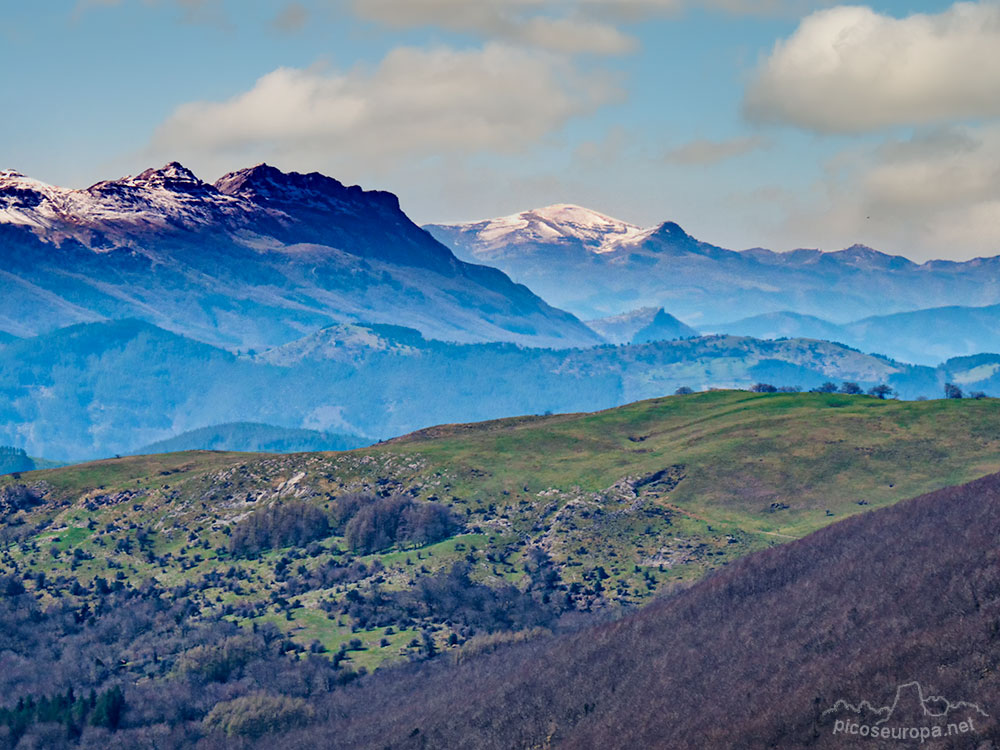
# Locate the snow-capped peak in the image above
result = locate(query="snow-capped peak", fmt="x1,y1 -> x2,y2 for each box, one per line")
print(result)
0,171 -> 72,231
214,163 -> 283,197
130,161 -> 205,189
531,203 -> 634,228
0,163 -> 247,251
445,203 -> 646,254
0,169 -> 60,193
94,162 -> 214,198
0,163 -> 411,259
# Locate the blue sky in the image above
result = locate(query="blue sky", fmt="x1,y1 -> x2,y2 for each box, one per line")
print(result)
3,0 -> 1000,260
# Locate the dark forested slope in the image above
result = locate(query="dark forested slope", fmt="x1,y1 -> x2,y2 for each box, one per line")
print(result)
303,470 -> 1000,749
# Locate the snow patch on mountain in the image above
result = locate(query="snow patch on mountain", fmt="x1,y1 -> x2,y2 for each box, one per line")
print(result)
449,203 -> 647,254
0,163 -> 258,251
0,162 -> 603,350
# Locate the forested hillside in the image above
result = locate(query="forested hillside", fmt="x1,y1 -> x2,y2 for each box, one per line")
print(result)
309,469 -> 1000,748
1,393 -> 1000,746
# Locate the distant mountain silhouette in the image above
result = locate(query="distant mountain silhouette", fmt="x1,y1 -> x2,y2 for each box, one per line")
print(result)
0,319 -> 940,459
585,307 -> 697,344
138,422 -> 368,455
715,303 -> 1000,365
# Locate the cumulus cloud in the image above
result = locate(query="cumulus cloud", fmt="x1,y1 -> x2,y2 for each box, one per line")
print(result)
744,2 -> 1000,133
664,135 -> 768,165
150,44 -> 617,167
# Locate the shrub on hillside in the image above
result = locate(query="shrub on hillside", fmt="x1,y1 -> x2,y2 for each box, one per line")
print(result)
228,500 -> 330,557
341,562 -> 557,633
179,635 -> 263,683
202,692 -> 314,738
0,485 -> 41,518
867,384 -> 895,399
0,685 -> 126,743
334,493 -> 460,554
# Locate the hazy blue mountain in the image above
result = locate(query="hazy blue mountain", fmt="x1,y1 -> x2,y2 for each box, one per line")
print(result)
0,319 -> 972,461
0,164 -> 599,351
427,205 -> 1000,326
586,307 -> 698,344
845,304 -> 1000,365
714,304 -> 1000,365
0,447 -> 34,476
631,309 -> 699,344
254,321 -> 429,366
139,423 -> 368,455
709,312 -> 849,344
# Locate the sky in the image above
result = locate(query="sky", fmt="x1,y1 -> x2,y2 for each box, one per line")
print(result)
2,0 -> 1000,261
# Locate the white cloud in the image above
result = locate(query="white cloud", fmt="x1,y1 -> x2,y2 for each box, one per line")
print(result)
150,44 -> 617,167
664,135 -> 768,165
863,129 -> 1000,210
744,2 -> 1000,133
351,0 -> 812,54
353,0 -> 636,54
764,125 -> 1000,259
858,127 -> 1000,255
514,15 -> 637,53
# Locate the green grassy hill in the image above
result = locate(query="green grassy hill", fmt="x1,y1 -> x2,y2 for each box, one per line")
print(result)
390,389 -> 1000,537
4,391 -> 1000,676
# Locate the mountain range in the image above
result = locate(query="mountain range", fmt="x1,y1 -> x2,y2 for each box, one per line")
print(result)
8,166 -> 1000,367
714,305 -> 1000,366
3,318 -> 975,460
427,204 -> 1000,328
0,164 -> 599,350
5,155 -> 1000,749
